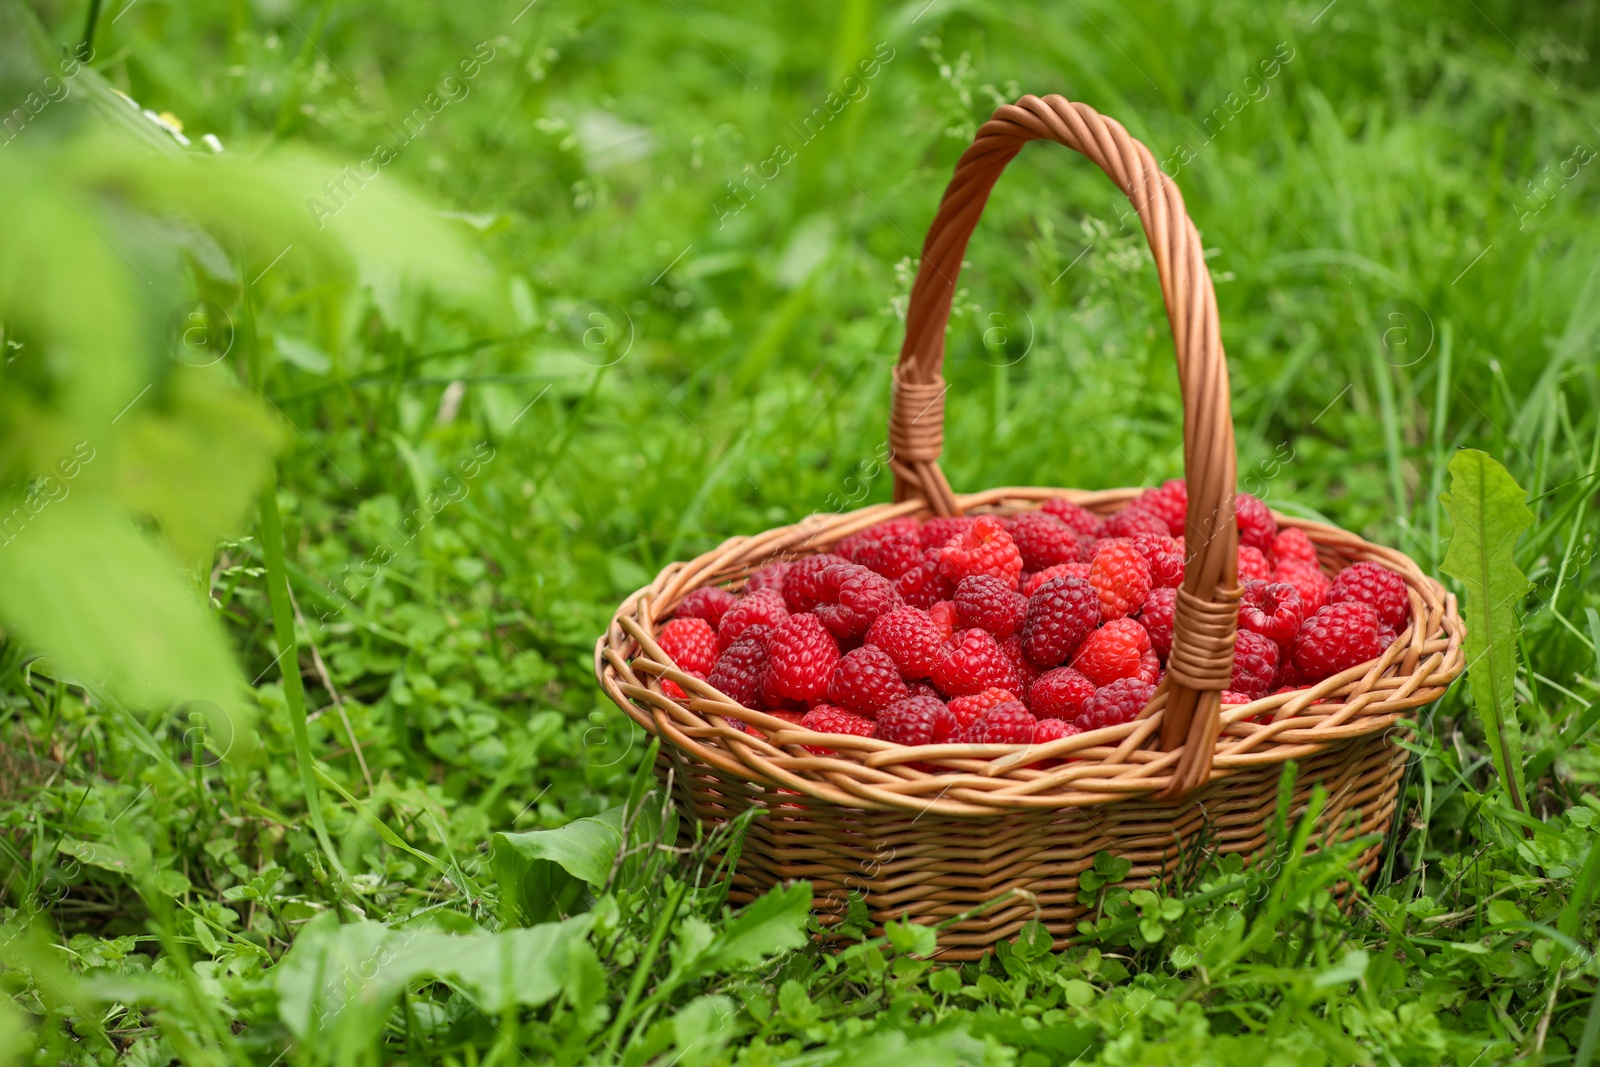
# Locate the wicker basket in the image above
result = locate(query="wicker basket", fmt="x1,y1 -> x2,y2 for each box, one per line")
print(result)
596,94 -> 1464,958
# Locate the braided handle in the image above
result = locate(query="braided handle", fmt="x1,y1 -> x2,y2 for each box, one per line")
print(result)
887,94 -> 1240,796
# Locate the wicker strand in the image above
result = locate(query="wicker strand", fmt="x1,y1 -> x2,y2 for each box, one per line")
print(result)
887,94 -> 1238,792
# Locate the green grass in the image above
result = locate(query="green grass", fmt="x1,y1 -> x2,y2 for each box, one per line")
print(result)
2,0 -> 1600,1062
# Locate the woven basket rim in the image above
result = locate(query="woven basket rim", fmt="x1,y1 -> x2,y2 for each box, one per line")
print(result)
596,486 -> 1465,818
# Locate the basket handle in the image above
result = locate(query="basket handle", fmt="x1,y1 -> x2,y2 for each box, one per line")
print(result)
886,94 -> 1239,796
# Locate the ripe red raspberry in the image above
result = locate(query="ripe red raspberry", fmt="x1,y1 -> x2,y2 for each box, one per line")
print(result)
709,631 -> 772,707
928,600 -> 958,643
827,646 -> 910,716
840,520 -> 923,580
1219,691 -> 1255,705
932,629 -> 1014,696
964,700 -> 1037,744
1020,577 -> 1101,667
1136,648 -> 1161,685
742,708 -> 806,738
1328,561 -> 1411,632
907,681 -> 942,699
1129,533 -> 1185,589
1071,618 -> 1153,687
1077,678 -> 1157,732
657,617 -> 718,674
1133,479 -> 1188,537
1274,561 -> 1330,615
1032,716 -> 1081,746
1238,581 -> 1306,646
999,634 -> 1038,694
1024,562 -> 1092,595
937,515 -> 1023,590
717,589 -> 788,651
676,587 -> 738,629
1089,540 -> 1153,620
1104,506 -> 1170,539
1231,629 -> 1280,699
813,564 -> 901,640
799,705 -> 876,753
1270,527 -> 1319,568
874,695 -> 959,746
1028,667 -> 1095,720
895,548 -> 954,608
1292,601 -> 1386,682
921,515 -> 976,550
946,687 -> 1018,730
745,559 -> 790,596
954,575 -> 1027,639
1237,545 -> 1272,584
864,607 -> 944,679
1138,586 -> 1178,660
1233,492 -> 1277,552
765,614 -> 842,703
781,553 -> 851,614
1008,511 -> 1081,571
661,670 -> 707,702
1040,497 -> 1104,537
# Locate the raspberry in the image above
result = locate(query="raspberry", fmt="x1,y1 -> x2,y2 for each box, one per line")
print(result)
827,646 -> 910,716
1237,545 -> 1272,584
1328,561 -> 1411,632
1270,527 -> 1319,568
661,670 -> 706,702
874,695 -> 959,746
657,617 -> 718,674
717,589 -> 788,651
1231,629 -> 1280,699
920,515 -> 976,549
1032,716 -> 1082,745
928,600 -> 959,643
932,629 -> 1014,696
1024,562 -> 1092,595
1071,618 -> 1153,687
1134,479 -> 1188,537
1219,691 -> 1255,705
907,681 -> 943,700
1040,497 -> 1104,537
954,575 -> 1028,639
1233,492 -> 1277,552
895,548 -> 954,608
1238,581 -> 1305,646
841,520 -> 923,580
799,705 -> 876,753
813,564 -> 901,640
1077,678 -> 1157,732
946,687 -> 1018,730
1089,540 -> 1153,620
1028,668 -> 1095,720
742,708 -> 807,739
1008,511 -> 1081,571
1129,533 -> 1184,589
937,515 -> 1023,590
864,607 -> 944,679
676,587 -> 738,629
765,614 -> 842,703
1104,506 -> 1170,539
1292,602 -> 1386,682
709,631 -> 772,707
745,560 -> 790,596
964,700 -> 1037,744
1274,561 -> 1330,615
1020,577 -> 1101,667
782,553 -> 851,614
999,634 -> 1039,695
1138,587 -> 1178,660
1136,648 -> 1161,685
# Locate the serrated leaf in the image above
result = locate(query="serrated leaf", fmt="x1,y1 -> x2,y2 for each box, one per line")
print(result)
885,916 -> 938,958
679,882 -> 811,978
1441,449 -> 1534,811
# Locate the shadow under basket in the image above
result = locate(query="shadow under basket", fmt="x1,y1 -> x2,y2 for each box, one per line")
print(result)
595,95 -> 1464,959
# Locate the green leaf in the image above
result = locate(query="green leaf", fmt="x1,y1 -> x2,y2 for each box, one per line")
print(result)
1313,948 -> 1369,988
678,882 -> 811,979
1441,448 -> 1534,812
885,916 -> 939,958
489,806 -> 624,926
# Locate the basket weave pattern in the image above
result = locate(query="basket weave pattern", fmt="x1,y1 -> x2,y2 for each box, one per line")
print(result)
595,95 -> 1465,955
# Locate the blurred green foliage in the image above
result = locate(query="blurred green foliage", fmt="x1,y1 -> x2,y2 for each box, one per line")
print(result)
1,0 -> 1599,1062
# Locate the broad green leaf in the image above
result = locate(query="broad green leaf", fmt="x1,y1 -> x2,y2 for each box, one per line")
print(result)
489,806 -> 624,925
1312,948 -> 1370,988
885,916 -> 939,958
0,498 -> 251,753
275,912 -> 596,1043
677,882 -> 812,979
1441,449 -> 1534,811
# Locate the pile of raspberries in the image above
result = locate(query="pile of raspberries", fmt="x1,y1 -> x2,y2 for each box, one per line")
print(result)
653,481 -> 1409,756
